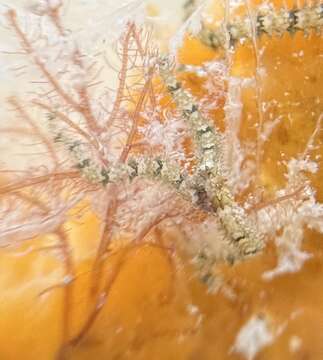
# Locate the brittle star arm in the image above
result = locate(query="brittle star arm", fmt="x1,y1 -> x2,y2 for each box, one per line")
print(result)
52,127 -> 204,207
185,3 -> 322,51
158,56 -> 263,257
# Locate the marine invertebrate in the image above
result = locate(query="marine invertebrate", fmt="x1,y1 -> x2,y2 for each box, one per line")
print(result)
191,3 -> 322,50
0,0 -> 322,358
184,0 -> 322,50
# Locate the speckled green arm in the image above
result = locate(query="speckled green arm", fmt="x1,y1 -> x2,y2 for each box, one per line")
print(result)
189,4 -> 322,51
158,56 -> 263,258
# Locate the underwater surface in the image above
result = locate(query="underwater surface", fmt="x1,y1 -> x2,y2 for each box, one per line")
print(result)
0,0 -> 322,359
